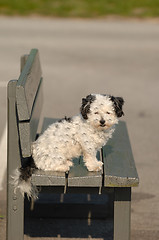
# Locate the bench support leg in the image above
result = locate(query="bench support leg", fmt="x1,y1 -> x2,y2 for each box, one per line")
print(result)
114,187 -> 131,240
7,187 -> 24,240
7,80 -> 24,239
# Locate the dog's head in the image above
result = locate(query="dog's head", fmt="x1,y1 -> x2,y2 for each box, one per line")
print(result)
80,94 -> 124,130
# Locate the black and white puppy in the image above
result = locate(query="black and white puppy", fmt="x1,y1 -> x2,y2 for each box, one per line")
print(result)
12,94 -> 124,198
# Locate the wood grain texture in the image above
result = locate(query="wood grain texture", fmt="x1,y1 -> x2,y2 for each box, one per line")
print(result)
16,49 -> 42,121
102,121 -> 139,187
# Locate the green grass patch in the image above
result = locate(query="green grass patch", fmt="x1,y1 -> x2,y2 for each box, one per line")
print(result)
0,0 -> 159,18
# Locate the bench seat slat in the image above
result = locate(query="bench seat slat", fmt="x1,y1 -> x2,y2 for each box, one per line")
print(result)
31,170 -> 66,186
103,121 -> 139,187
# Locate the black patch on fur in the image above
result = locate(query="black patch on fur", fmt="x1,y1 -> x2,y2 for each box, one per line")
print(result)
58,116 -> 72,123
19,157 -> 37,182
80,94 -> 96,120
110,96 -> 124,117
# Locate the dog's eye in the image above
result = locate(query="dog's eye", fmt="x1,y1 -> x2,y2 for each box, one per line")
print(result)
106,112 -> 110,114
94,112 -> 99,114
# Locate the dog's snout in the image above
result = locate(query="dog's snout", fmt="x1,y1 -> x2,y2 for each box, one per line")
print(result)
100,119 -> 105,125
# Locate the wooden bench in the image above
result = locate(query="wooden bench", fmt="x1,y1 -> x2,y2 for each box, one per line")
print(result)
7,49 -> 139,240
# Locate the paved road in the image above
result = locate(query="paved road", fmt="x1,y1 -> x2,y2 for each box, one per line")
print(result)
0,17 -> 159,240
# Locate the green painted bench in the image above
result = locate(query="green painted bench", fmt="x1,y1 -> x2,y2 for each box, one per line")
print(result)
7,49 -> 139,240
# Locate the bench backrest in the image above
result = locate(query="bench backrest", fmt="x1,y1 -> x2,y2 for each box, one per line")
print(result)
16,49 -> 43,158
8,49 -> 43,161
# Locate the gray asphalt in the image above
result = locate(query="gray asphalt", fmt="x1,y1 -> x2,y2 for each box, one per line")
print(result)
0,17 -> 159,240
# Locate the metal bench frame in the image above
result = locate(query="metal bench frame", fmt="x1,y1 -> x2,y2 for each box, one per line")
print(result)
7,49 -> 139,240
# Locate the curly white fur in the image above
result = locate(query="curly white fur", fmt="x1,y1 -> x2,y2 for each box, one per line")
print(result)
32,94 -> 119,172
10,169 -> 38,199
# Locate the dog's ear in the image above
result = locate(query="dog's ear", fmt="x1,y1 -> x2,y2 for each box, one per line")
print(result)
80,94 -> 96,119
110,96 -> 124,118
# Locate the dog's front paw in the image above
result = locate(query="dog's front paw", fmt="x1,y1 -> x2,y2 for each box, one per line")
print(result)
54,164 -> 70,172
86,161 -> 103,172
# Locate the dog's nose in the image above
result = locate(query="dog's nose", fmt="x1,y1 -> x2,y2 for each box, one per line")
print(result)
100,119 -> 105,125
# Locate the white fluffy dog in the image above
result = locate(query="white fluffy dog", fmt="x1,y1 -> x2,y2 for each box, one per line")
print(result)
32,94 -> 124,172
12,94 -> 124,198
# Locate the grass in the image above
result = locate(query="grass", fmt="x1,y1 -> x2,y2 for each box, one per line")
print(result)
0,0 -> 159,18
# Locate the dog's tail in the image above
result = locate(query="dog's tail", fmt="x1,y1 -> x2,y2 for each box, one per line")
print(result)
10,159 -> 38,200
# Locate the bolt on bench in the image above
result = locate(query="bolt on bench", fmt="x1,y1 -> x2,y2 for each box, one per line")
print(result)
7,49 -> 139,240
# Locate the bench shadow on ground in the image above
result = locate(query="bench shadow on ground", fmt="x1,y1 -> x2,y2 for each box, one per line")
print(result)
24,193 -> 114,239
25,218 -> 113,239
